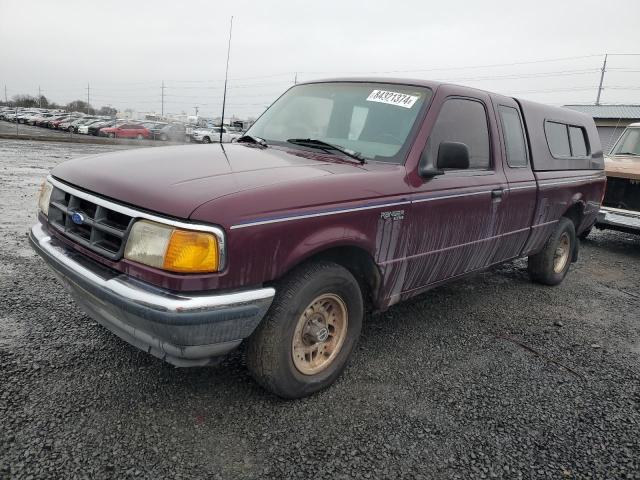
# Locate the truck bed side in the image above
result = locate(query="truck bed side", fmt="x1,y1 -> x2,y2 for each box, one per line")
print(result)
516,99 -> 606,255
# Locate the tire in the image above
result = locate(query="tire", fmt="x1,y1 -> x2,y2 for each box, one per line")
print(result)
202,136 -> 211,144
108,133 -> 115,138
246,261 -> 363,399
136,134 -> 143,140
528,217 -> 576,286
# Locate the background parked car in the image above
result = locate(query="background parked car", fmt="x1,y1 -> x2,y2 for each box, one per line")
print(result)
40,114 -> 67,128
81,119 -> 117,135
191,126 -> 241,143
77,118 -> 110,134
49,115 -> 78,129
150,123 -> 186,141
67,116 -> 99,133
32,112 -> 59,127
99,123 -> 150,139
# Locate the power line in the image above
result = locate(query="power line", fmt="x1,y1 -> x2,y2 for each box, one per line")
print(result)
296,54 -> 608,76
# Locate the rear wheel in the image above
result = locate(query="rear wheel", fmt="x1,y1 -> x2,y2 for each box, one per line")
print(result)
202,136 -> 211,144
246,261 -> 363,399
136,134 -> 144,140
528,217 -> 576,286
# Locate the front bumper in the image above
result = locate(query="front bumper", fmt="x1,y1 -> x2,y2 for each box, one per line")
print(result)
596,206 -> 640,234
29,223 -> 275,366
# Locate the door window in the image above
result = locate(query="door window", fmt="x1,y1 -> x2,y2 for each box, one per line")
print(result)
498,106 -> 528,167
427,98 -> 491,170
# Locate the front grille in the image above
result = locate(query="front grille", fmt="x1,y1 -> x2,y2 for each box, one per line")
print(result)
47,185 -> 134,260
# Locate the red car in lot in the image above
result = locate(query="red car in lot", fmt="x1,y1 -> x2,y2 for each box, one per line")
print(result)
99,123 -> 150,139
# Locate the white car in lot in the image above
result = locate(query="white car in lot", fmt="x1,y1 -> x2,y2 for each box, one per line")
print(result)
191,126 -> 241,143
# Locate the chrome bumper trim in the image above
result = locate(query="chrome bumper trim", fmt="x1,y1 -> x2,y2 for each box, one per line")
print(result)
596,206 -> 640,232
29,222 -> 275,366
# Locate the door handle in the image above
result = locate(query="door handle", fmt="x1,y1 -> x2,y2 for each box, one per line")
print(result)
491,188 -> 504,199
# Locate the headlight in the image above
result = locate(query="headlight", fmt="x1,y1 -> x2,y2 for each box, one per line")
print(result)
124,220 -> 220,273
38,180 -> 53,216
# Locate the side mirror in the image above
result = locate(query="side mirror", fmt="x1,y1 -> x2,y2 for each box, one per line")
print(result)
437,141 -> 470,170
418,141 -> 471,178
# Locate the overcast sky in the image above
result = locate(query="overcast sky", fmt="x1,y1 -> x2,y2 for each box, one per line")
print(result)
1,0 -> 639,119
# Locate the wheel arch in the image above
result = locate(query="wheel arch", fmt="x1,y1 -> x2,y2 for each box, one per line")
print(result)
562,200 -> 585,231
561,201 -> 584,261
277,243 -> 382,311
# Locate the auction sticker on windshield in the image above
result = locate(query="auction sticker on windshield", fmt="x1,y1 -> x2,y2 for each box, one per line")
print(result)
366,90 -> 420,109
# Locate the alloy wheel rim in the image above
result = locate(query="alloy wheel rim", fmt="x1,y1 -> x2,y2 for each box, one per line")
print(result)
553,233 -> 571,273
292,293 -> 348,375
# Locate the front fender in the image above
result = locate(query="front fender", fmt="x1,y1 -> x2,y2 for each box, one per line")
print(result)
279,225 -> 374,277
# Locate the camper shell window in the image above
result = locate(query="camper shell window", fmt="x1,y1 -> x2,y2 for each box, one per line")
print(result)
544,121 -> 590,159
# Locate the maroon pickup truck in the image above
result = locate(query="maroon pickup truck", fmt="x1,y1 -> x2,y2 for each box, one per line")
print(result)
30,79 -> 605,398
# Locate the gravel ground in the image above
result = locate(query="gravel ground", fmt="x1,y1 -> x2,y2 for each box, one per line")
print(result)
1,139 -> 639,479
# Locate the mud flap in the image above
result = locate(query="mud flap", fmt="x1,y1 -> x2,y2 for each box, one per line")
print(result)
572,237 -> 579,262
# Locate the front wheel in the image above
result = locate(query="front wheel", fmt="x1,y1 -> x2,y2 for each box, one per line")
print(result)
246,261 -> 363,399
528,217 -> 576,286
202,136 -> 211,144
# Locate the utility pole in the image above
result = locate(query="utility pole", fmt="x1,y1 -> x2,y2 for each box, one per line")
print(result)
596,54 -> 608,106
220,16 -> 233,143
4,85 -> 7,104
161,80 -> 165,118
86,82 -> 90,114
194,106 -> 199,116
38,86 -> 41,107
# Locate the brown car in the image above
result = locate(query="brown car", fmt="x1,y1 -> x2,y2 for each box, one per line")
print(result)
595,123 -> 640,234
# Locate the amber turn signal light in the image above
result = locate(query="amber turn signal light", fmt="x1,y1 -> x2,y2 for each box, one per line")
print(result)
163,229 -> 219,273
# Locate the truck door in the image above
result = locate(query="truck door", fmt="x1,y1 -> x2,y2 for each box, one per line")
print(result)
391,86 -> 509,298
491,95 -> 537,258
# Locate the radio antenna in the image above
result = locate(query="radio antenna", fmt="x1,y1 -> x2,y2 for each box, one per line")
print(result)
220,16 -> 233,143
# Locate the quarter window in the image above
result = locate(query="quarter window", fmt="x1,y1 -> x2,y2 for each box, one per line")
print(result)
428,98 -> 491,170
498,106 -> 528,167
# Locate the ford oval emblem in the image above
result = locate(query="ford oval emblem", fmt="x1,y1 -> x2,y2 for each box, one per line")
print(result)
70,211 -> 85,225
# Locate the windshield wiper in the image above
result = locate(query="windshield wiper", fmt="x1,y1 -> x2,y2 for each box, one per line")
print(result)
287,138 -> 366,164
237,135 -> 268,147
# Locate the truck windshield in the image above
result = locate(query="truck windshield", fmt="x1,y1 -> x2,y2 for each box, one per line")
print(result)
611,128 -> 640,157
246,82 -> 432,163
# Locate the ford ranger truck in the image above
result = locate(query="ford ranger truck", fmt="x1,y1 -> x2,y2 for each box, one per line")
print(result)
593,122 -> 640,235
29,79 -> 605,398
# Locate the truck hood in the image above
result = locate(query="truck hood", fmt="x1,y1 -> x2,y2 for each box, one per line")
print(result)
605,155 -> 640,181
51,144 -> 360,219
